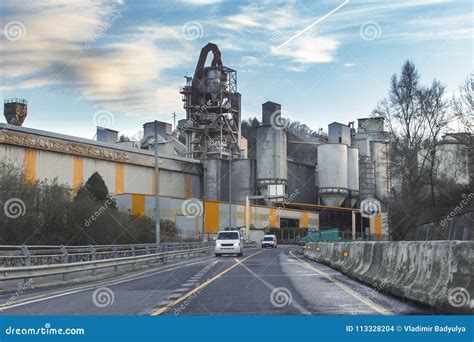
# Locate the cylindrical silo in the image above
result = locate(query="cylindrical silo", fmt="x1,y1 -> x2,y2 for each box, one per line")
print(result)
256,126 -> 287,195
373,141 -> 389,202
347,147 -> 359,207
256,102 -> 287,201
317,144 -> 348,206
359,156 -> 375,200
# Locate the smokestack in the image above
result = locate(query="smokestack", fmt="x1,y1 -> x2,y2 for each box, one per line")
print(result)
261,101 -> 281,126
4,98 -> 27,126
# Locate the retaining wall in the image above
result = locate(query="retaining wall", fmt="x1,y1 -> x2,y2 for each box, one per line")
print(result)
303,241 -> 473,313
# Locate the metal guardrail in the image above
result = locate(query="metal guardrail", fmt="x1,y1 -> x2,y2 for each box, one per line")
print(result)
0,242 -> 213,268
0,246 -> 213,281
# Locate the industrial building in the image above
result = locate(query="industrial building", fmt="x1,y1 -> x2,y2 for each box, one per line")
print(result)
1,43 -> 396,240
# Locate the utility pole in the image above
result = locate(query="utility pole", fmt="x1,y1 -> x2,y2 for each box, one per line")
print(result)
172,112 -> 176,133
154,121 -> 161,246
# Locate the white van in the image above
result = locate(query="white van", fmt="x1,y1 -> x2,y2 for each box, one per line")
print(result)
215,230 -> 243,257
261,234 -> 277,248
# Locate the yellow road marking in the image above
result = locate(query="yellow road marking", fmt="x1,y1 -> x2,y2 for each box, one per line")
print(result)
289,250 -> 393,315
150,250 -> 263,316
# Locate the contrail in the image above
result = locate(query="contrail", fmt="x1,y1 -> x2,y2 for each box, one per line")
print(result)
276,0 -> 350,49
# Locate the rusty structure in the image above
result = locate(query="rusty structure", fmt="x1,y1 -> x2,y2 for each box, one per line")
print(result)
4,98 -> 27,126
179,43 -> 241,160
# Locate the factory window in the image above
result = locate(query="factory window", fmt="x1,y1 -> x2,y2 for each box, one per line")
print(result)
280,218 -> 300,229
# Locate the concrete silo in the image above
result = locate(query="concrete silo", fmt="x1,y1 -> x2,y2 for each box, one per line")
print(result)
347,147 -> 360,207
256,101 -> 287,201
317,143 -> 348,206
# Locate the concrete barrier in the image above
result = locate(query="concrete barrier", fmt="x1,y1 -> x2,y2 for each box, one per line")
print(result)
303,241 -> 473,313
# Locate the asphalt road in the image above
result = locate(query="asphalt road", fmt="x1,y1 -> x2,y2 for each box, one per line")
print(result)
0,246 -> 431,315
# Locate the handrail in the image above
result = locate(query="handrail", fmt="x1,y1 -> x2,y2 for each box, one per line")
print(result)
0,246 -> 213,281
0,242 -> 214,268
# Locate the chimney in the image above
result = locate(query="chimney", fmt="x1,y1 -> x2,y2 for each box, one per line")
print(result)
96,127 -> 118,143
4,98 -> 27,126
262,101 -> 281,126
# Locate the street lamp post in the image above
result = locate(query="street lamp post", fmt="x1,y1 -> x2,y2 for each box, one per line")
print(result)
154,121 -> 161,246
228,146 -> 233,230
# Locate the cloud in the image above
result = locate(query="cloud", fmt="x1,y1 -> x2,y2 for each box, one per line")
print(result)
0,0 -> 193,117
215,3 -> 300,33
240,56 -> 260,66
270,36 -> 340,64
344,63 -> 356,67
180,0 -> 222,5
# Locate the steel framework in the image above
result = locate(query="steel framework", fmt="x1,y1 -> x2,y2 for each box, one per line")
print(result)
179,43 -> 241,160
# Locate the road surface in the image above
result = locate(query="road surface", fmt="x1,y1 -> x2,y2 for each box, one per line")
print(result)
0,246 -> 431,315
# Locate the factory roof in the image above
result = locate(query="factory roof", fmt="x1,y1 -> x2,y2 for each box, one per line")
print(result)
0,123 -> 201,164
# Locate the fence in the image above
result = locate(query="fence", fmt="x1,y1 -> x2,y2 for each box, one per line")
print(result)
0,242 -> 212,268
405,210 -> 473,241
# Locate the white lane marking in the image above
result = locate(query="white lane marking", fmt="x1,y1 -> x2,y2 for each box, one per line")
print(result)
289,251 -> 392,316
168,293 -> 184,299
173,288 -> 189,292
151,250 -> 264,316
0,256 -> 215,311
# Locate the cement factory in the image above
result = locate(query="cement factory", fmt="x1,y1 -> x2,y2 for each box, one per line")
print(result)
0,43 -> 394,240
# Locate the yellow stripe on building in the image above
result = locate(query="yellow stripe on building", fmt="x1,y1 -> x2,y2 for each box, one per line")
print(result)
204,201 -> 220,234
301,212 -> 309,228
269,208 -> 278,228
72,156 -> 83,196
131,194 -> 145,216
151,169 -> 160,196
374,214 -> 382,235
184,174 -> 192,198
115,163 -> 124,194
24,148 -> 36,184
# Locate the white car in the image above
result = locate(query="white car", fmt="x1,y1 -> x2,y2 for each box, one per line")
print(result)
215,231 -> 243,257
261,235 -> 277,248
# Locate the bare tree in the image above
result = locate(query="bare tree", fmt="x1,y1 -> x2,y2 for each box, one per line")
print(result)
373,61 -> 452,238
452,76 -> 474,133
420,80 -> 451,208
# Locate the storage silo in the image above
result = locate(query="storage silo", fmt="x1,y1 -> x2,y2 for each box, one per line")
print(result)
317,144 -> 348,206
256,102 -> 287,201
347,147 -> 359,207
359,156 -> 375,200
373,141 -> 389,202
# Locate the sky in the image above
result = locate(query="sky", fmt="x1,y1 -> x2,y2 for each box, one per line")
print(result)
0,0 -> 472,139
